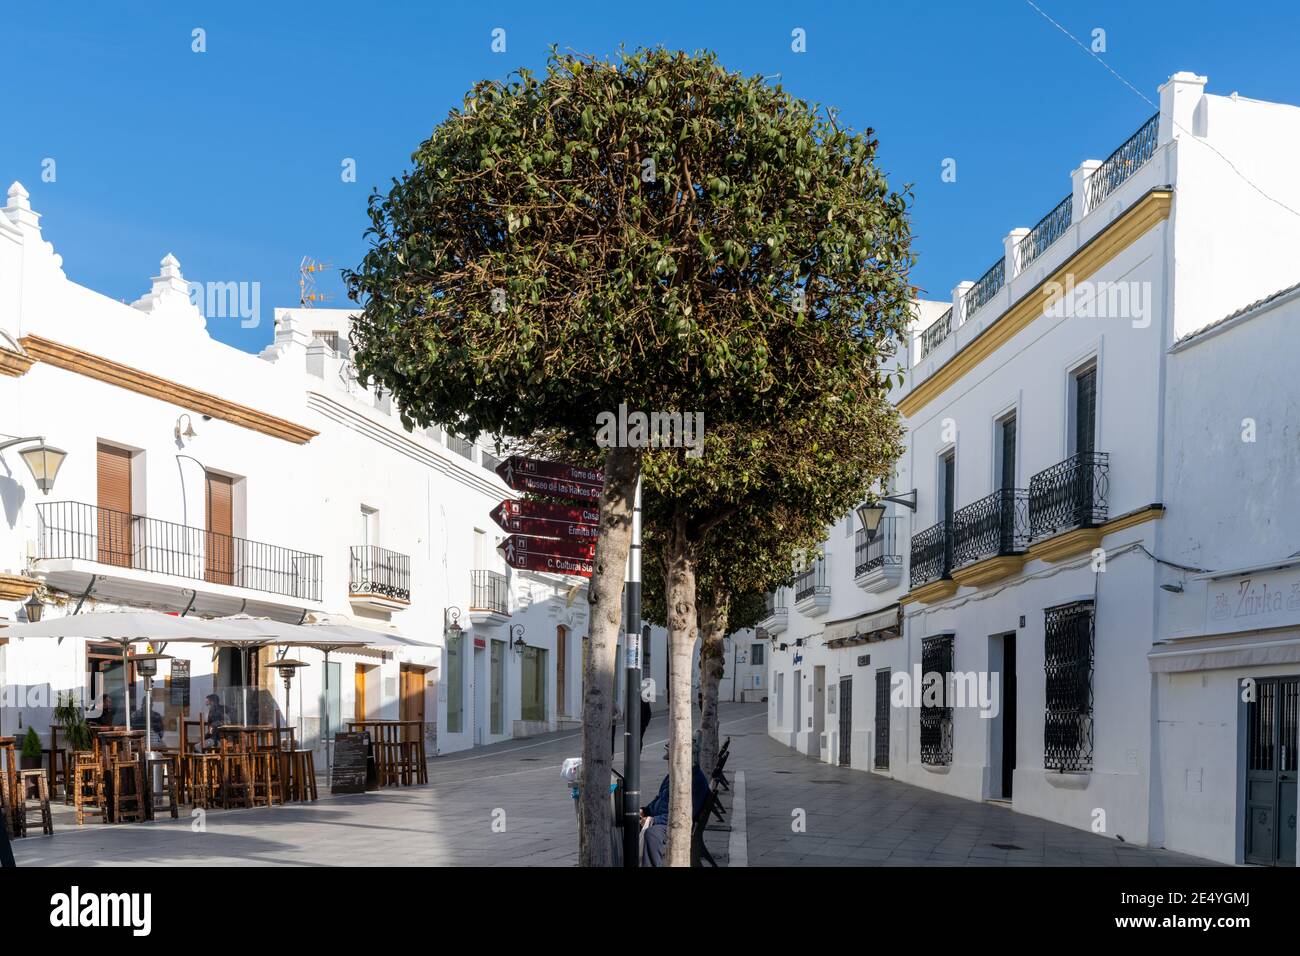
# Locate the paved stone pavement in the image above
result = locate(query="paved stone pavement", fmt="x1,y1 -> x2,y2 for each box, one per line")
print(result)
12,702 -> 1214,866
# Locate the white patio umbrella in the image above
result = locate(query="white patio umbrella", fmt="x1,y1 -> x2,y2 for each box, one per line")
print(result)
1,610 -> 271,731
214,616 -> 372,767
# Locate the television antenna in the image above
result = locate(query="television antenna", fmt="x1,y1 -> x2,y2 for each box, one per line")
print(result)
299,257 -> 333,307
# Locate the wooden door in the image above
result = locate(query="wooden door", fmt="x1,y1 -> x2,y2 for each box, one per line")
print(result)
96,443 -> 132,567
556,626 -> 568,716
399,665 -> 426,741
205,473 -> 234,585
354,664 -> 369,722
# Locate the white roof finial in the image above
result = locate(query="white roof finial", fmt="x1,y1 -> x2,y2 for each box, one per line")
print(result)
6,181 -> 32,211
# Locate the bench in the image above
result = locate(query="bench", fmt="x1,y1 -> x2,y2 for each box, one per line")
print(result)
690,776 -> 723,867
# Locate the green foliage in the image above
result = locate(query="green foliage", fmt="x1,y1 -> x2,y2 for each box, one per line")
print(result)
54,691 -> 92,752
344,46 -> 913,446
21,725 -> 42,759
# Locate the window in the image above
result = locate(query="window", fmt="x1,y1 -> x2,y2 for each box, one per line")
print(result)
446,432 -> 475,460
521,646 -> 548,722
490,640 -> 505,735
96,442 -> 135,568
750,643 -> 765,666
1044,600 -> 1095,771
997,414 -> 1017,491
312,330 -> 340,354
920,634 -> 954,766
358,506 -> 378,548
1071,365 -> 1097,456
446,631 -> 464,734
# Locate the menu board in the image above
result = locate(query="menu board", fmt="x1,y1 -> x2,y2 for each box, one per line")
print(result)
330,731 -> 372,794
169,659 -> 191,709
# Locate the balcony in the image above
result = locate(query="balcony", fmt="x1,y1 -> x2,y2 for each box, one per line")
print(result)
349,545 -> 411,611
854,518 -> 903,593
35,501 -> 323,614
792,558 -> 830,617
960,256 -> 1005,323
468,569 -> 509,628
951,489 -> 1031,587
1014,194 -> 1072,274
1027,453 -> 1111,562
918,307 -> 953,360
908,520 -> 953,602
1084,113 -> 1159,214
759,590 -> 789,636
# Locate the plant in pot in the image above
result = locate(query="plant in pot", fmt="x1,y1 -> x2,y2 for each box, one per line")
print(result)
19,726 -> 43,769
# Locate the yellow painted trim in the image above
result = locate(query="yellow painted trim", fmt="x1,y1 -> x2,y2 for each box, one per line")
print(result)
19,334 -> 318,445
901,578 -> 958,606
1101,504 -> 1166,535
1026,527 -> 1104,564
0,346 -> 35,377
900,190 -> 1173,419
950,554 -> 1027,588
0,572 -> 42,602
1025,505 -> 1166,564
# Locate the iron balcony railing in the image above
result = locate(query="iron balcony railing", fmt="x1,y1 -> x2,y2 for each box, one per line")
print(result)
919,307 -> 953,360
349,545 -> 411,603
1084,113 -> 1160,214
469,569 -> 508,615
961,257 -> 1006,323
909,519 -> 953,590
1014,194 -> 1072,275
36,501 -> 323,602
762,589 -> 788,619
952,488 -> 1031,569
854,517 -> 902,577
793,558 -> 828,603
1028,452 -> 1110,539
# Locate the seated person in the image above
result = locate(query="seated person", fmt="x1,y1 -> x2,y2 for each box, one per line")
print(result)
87,694 -> 117,728
639,734 -> 711,867
130,702 -> 166,743
202,694 -> 228,750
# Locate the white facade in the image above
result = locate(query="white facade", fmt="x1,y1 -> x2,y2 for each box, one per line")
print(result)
0,182 -> 586,760
766,71 -> 1300,866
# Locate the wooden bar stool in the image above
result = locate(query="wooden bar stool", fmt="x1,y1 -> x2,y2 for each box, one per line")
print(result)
18,769 -> 54,836
72,753 -> 107,826
185,754 -> 223,809
145,754 -> 180,820
286,749 -> 318,801
0,771 -> 22,839
111,758 -> 145,824
219,751 -> 252,809
247,749 -> 280,807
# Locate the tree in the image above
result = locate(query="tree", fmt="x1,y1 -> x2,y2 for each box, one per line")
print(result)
345,47 -> 913,865
640,384 -> 906,864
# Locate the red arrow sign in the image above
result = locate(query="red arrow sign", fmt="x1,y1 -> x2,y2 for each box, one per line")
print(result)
495,455 -> 603,503
500,536 -> 594,578
490,500 -> 600,541
501,534 -> 596,562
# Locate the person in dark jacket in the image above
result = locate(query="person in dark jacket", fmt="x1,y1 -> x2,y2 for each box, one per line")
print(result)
639,734 -> 710,866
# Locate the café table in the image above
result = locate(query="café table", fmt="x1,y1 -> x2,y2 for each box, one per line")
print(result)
346,720 -> 427,787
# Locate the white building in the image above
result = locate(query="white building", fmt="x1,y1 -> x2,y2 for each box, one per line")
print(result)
765,71 -> 1300,866
0,180 -> 588,761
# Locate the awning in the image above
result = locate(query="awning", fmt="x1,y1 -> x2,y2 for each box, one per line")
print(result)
822,604 -> 901,648
1148,630 -> 1300,673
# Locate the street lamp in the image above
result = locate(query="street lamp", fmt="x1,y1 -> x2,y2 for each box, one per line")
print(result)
445,606 -> 463,639
22,591 -> 43,623
856,489 -> 918,541
0,436 -> 68,494
509,624 -> 527,656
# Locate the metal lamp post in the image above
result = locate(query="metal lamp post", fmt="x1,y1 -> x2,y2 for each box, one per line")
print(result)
509,624 -> 526,656
857,489 -> 918,539
128,650 -> 172,794
0,435 -> 68,494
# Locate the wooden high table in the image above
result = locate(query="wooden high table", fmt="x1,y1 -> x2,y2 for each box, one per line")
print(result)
91,728 -> 146,823
346,720 -> 428,787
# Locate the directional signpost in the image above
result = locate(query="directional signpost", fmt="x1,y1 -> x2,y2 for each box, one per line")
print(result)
488,453 -> 641,866
495,455 -> 603,503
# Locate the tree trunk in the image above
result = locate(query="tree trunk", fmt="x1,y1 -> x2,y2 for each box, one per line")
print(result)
578,446 -> 640,867
664,511 -> 697,867
696,589 -> 730,780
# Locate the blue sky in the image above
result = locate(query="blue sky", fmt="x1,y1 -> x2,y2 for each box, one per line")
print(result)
5,0 -> 1298,353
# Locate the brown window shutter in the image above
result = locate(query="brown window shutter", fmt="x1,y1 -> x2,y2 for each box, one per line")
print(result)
205,473 -> 235,585
96,443 -> 133,567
